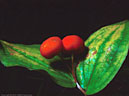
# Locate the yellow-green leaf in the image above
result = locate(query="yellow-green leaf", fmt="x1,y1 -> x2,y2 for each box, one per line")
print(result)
76,20 -> 129,95
0,40 -> 76,88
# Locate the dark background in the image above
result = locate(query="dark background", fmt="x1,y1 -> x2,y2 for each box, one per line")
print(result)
0,0 -> 129,96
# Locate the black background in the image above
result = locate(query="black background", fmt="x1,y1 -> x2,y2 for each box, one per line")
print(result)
0,0 -> 129,96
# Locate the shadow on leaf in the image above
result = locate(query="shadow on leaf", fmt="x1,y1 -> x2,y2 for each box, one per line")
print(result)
50,59 -> 72,73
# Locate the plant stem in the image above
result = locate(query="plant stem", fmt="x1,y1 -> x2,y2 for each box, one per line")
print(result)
71,54 -> 87,96
76,82 -> 87,96
71,54 -> 77,82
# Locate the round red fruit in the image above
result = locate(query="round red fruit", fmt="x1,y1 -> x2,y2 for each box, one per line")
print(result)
62,35 -> 85,55
40,36 -> 63,59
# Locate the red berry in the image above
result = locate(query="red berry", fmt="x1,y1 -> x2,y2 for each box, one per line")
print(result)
40,36 -> 63,59
62,35 -> 85,55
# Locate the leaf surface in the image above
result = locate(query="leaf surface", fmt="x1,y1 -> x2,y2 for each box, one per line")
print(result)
76,20 -> 129,95
0,40 -> 76,88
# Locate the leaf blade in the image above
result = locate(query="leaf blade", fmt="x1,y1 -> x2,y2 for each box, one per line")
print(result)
76,20 -> 129,95
0,40 -> 76,88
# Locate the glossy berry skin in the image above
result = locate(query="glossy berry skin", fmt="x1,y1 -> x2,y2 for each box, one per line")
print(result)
62,35 -> 85,55
40,36 -> 63,59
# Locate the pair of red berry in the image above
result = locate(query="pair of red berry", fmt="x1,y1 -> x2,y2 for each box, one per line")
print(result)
40,35 -> 85,59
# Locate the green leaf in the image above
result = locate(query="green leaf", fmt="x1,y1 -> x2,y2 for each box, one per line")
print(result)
76,20 -> 129,95
0,40 -> 76,88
